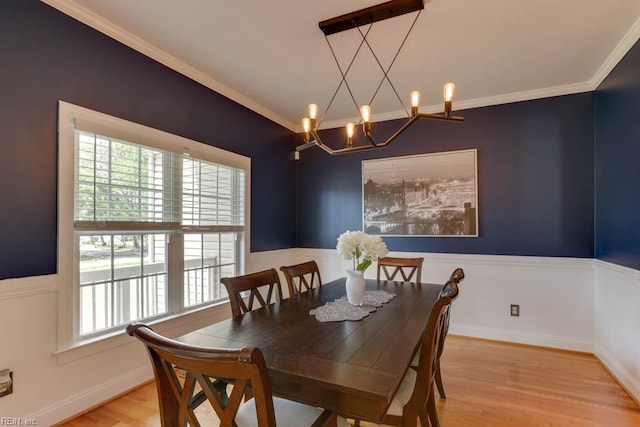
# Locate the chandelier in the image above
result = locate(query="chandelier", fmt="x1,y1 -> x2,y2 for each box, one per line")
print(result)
297,0 -> 463,156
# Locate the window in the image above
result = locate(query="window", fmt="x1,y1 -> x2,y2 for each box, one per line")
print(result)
58,102 -> 249,347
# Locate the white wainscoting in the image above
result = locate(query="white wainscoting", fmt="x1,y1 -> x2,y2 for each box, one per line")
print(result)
295,249 -> 595,352
593,260 -> 640,404
3,250 -> 639,424
0,275 -> 238,425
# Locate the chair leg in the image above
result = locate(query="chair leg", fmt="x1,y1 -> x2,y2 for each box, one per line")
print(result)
353,419 -> 360,427
427,386 -> 440,427
434,361 -> 446,399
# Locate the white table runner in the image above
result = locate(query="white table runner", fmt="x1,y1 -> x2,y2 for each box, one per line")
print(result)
309,290 -> 396,322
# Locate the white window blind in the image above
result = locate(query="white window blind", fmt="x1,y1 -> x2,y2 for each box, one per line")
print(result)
76,132 -> 180,226
73,129 -> 245,337
181,156 -> 245,229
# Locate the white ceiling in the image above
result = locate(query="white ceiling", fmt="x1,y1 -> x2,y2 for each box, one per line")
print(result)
43,0 -> 640,132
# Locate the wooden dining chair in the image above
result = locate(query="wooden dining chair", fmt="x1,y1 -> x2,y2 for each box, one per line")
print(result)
433,267 -> 465,399
280,260 -> 322,297
409,267 -> 465,401
377,256 -> 424,283
221,268 -> 283,318
353,295 -> 452,427
127,323 -> 348,427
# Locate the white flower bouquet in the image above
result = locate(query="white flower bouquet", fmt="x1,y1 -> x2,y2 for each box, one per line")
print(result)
336,230 -> 388,272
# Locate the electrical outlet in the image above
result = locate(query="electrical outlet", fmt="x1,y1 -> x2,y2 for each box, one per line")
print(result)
510,304 -> 520,317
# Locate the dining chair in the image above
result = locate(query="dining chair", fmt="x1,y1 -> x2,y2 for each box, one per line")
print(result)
433,268 -> 465,399
279,260 -> 322,297
217,269 -> 283,406
127,323 -> 349,427
353,295 -> 453,427
377,256 -> 424,283
409,267 -> 465,402
221,268 -> 283,318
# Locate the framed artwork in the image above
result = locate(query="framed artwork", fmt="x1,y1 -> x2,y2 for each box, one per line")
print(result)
362,149 -> 478,237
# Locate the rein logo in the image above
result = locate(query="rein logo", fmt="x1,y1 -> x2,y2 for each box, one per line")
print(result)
1,418 -> 38,426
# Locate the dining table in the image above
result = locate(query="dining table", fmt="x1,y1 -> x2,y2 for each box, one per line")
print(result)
175,277 -> 443,422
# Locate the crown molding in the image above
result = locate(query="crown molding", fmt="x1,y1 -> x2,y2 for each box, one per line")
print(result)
590,14 -> 640,89
40,0 -> 640,135
40,0 -> 299,132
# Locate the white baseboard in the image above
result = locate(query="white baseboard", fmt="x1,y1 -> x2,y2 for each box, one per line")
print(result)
33,366 -> 153,426
451,324 -> 593,352
593,260 -> 640,404
594,343 -> 640,405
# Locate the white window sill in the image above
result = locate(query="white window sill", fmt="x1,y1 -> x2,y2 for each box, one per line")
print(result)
55,301 -> 230,365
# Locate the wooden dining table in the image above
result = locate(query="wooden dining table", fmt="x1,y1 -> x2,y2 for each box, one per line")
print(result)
175,277 -> 443,422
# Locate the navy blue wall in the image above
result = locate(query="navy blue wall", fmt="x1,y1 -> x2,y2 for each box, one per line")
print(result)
5,0 -> 634,279
297,94 -> 595,257
595,40 -> 640,270
0,1 -> 297,280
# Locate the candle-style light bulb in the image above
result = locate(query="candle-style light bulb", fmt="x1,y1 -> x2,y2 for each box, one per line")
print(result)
302,118 -> 311,143
410,91 -> 420,116
308,104 -> 318,119
443,83 -> 455,102
346,122 -> 355,138
346,122 -> 355,148
360,105 -> 371,134
443,83 -> 455,117
360,105 -> 371,122
307,103 -> 318,131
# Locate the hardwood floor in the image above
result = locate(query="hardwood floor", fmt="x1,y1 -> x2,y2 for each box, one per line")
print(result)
58,336 -> 640,426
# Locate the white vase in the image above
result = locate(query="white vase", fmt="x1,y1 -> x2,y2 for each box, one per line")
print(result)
345,269 -> 366,305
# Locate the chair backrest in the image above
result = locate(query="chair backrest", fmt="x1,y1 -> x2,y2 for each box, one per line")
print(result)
449,267 -> 465,284
221,268 -> 283,318
377,256 -> 424,283
441,267 -> 465,301
404,295 -> 452,417
280,260 -> 322,297
435,268 -> 465,360
127,322 -> 277,427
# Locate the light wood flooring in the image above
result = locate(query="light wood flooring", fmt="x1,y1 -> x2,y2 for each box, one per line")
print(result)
58,335 -> 640,426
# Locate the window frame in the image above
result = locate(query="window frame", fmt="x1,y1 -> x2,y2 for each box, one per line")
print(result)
57,101 -> 250,353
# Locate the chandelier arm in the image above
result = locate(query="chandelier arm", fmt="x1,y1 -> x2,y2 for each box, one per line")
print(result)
308,129 -> 340,155
327,144 -> 386,155
417,113 -> 465,122
364,132 -> 380,148
295,141 -> 317,152
372,114 -> 420,148
310,129 -> 332,154
319,24 -> 374,127
304,114 -> 464,154
358,10 -> 422,117
318,144 -> 339,155
368,114 -> 465,150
